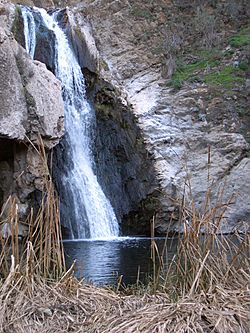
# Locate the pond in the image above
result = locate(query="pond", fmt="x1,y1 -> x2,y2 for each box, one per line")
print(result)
63,237 -> 178,286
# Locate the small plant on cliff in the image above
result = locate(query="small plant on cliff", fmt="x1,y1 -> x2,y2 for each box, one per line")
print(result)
229,27 -> 250,48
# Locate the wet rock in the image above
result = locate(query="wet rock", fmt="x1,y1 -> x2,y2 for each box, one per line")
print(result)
92,83 -> 158,230
66,8 -> 99,73
33,26 -> 56,72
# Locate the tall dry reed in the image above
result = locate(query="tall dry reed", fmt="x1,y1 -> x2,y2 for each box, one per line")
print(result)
148,173 -> 250,304
0,137 -> 65,280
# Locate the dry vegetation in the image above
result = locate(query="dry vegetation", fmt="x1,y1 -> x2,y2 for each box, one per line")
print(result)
0,143 -> 249,332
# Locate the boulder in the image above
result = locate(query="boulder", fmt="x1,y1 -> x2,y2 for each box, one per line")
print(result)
0,2 -> 64,227
0,27 -> 27,140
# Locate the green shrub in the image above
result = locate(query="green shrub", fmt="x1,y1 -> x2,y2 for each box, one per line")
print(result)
204,65 -> 244,88
168,78 -> 183,90
229,27 -> 250,47
238,60 -> 249,71
168,53 -> 221,89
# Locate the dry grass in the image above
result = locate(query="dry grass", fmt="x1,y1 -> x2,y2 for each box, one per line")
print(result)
0,138 -> 65,280
0,263 -> 249,332
0,143 -> 249,332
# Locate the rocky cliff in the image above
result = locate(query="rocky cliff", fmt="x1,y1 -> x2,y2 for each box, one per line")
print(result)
69,0 -> 250,234
1,0 -> 250,235
0,0 -> 64,234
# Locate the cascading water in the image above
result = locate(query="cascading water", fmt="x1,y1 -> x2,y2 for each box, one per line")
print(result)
21,6 -> 119,239
21,7 -> 36,59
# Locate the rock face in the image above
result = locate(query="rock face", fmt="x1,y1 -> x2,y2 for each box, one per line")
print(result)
64,8 -> 99,73
0,27 -> 27,140
0,26 -> 63,146
68,1 -> 250,234
92,82 -> 158,235
0,1 -> 64,231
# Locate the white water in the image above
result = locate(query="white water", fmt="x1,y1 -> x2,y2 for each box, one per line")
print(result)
21,7 -> 36,59
21,7 -> 119,239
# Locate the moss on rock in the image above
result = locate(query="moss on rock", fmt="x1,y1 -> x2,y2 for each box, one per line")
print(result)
11,5 -> 25,48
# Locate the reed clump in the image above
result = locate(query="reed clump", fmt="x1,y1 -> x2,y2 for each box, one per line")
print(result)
0,146 -> 249,332
155,197 -> 250,299
0,139 -> 65,281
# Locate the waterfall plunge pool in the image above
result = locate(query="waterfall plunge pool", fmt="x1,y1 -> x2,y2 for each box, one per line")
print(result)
63,237 -> 178,286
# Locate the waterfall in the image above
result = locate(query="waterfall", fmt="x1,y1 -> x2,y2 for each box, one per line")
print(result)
21,7 -> 36,59
21,6 -> 119,239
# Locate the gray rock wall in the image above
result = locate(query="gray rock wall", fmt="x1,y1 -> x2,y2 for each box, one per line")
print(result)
92,83 -> 158,235
0,2 -> 64,233
69,1 -> 250,234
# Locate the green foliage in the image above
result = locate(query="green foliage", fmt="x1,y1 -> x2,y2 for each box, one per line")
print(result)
168,79 -> 183,90
168,51 -> 221,89
152,45 -> 165,55
204,65 -> 244,88
193,48 -> 221,59
100,59 -> 109,71
223,49 -> 235,58
229,27 -> 250,47
238,60 -> 249,71
95,103 -> 111,113
238,105 -> 250,118
11,5 -> 24,44
168,45 -> 247,90
15,54 -> 30,86
245,137 -> 250,145
14,4 -> 21,16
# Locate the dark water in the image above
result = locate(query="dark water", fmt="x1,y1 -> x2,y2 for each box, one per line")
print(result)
63,237 -> 178,285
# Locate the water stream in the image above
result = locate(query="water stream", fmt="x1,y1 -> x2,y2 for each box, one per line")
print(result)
21,7 -> 36,58
21,7 -> 119,239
